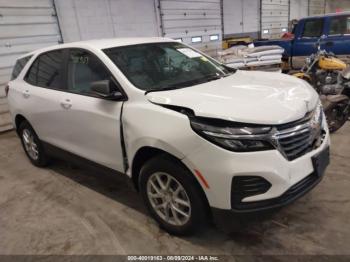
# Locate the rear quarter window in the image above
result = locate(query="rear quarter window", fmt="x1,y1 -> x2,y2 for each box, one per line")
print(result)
11,55 -> 32,80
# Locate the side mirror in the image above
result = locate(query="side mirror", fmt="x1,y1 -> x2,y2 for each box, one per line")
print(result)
91,80 -> 124,100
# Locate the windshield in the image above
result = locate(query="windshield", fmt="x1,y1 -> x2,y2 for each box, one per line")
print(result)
103,42 -> 234,92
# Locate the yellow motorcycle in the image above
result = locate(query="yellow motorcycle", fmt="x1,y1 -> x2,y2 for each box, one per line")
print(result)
293,40 -> 350,133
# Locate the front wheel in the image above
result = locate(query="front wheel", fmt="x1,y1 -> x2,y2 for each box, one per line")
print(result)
324,101 -> 349,133
139,156 -> 208,235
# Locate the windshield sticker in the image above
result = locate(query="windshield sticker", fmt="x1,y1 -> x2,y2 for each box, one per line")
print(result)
177,48 -> 202,58
71,56 -> 89,64
200,56 -> 208,62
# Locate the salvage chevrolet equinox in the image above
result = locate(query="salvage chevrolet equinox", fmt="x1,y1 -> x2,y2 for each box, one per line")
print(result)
7,38 -> 330,235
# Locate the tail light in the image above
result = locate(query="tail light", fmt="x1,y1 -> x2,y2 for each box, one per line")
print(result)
5,84 -> 9,97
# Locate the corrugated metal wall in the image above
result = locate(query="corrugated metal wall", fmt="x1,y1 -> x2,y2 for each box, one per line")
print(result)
223,0 -> 243,36
261,0 -> 289,39
158,0 -> 222,57
290,0 -> 308,20
261,0 -> 326,39
55,0 -> 159,42
223,0 -> 260,38
309,0 -> 326,16
0,0 -> 62,132
242,0 -> 260,36
326,0 -> 350,12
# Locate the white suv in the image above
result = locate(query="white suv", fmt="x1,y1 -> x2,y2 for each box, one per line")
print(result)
7,38 -> 330,235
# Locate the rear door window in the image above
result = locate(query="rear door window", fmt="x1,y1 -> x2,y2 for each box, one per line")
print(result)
302,19 -> 324,38
25,50 -> 65,89
329,16 -> 350,35
11,55 -> 32,80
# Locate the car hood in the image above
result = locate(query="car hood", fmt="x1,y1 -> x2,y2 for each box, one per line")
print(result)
146,70 -> 319,125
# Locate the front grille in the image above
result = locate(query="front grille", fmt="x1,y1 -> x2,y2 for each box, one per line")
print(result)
231,176 -> 271,208
274,113 -> 325,161
231,173 -> 321,211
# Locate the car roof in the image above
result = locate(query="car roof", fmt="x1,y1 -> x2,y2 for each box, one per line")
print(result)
18,37 -> 177,59
302,11 -> 350,20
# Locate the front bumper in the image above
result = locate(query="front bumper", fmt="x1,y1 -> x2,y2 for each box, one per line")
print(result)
230,169 -> 324,212
211,166 -> 326,227
182,125 -> 330,211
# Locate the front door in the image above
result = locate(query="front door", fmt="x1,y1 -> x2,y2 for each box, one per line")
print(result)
292,18 -> 325,68
56,48 -> 125,172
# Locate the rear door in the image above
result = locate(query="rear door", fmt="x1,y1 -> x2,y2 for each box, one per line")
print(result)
20,49 -> 68,144
54,48 -> 125,171
324,15 -> 350,62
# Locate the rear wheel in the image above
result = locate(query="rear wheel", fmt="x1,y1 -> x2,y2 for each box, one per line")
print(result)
19,121 -> 49,167
139,156 -> 208,235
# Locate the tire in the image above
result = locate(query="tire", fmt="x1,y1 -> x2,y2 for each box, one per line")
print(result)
324,101 -> 349,133
18,120 -> 49,167
139,155 -> 208,235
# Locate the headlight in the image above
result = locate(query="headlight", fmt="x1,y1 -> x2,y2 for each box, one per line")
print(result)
311,101 -> 323,127
190,117 -> 274,152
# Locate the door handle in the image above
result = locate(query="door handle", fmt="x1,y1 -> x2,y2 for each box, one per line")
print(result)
22,89 -> 30,98
60,99 -> 72,109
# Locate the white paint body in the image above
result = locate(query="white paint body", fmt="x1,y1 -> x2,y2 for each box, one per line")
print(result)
7,38 -> 330,210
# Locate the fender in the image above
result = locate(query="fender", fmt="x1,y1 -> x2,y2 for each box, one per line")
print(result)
119,102 -> 129,173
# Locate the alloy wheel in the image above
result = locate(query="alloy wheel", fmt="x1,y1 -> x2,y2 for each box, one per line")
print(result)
22,129 -> 39,160
147,172 -> 191,226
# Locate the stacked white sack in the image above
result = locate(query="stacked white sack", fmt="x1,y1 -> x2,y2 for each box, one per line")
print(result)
218,45 -> 284,69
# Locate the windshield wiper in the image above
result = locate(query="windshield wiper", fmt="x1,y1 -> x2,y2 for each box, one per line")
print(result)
204,74 -> 223,81
145,85 -> 187,94
222,64 -> 237,74
145,74 -> 228,94
145,78 -> 207,94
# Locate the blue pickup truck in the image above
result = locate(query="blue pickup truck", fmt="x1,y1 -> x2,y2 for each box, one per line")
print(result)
254,12 -> 350,69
